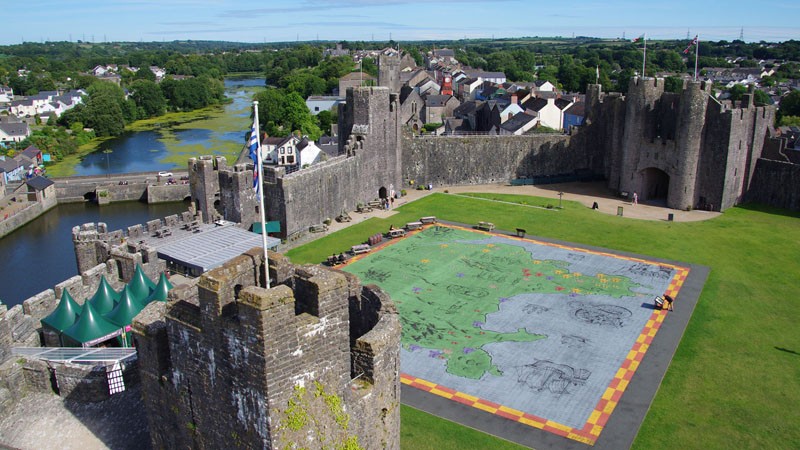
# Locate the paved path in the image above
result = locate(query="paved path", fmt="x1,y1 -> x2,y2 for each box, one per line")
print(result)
326,181 -> 719,236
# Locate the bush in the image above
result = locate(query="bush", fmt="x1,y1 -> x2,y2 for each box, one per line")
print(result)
400,189 -> 407,196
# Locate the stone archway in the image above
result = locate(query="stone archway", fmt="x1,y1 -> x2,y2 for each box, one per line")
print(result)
640,168 -> 670,202
378,186 -> 388,199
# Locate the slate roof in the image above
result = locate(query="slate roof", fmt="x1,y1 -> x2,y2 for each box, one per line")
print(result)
564,102 -> 586,117
500,113 -> 536,133
263,136 -> 294,148
453,100 -> 482,117
555,98 -> 573,110
26,176 -> 54,191
0,158 -> 22,172
433,49 -> 455,58
424,95 -> 451,108
523,97 -> 548,112
0,122 -> 29,137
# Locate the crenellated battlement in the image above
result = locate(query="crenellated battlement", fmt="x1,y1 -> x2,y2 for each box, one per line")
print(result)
133,250 -> 400,450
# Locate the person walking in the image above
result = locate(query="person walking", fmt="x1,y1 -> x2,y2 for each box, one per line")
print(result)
632,192 -> 638,205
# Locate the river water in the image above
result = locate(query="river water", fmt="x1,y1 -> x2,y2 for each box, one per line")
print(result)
73,77 -> 263,175
0,77 -> 264,308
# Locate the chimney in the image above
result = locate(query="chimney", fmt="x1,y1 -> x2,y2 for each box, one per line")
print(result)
511,93 -> 518,105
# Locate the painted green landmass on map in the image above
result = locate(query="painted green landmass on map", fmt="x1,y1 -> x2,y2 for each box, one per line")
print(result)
344,227 -> 641,379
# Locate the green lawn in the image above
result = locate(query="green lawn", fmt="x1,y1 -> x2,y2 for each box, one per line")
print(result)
286,193 -> 800,449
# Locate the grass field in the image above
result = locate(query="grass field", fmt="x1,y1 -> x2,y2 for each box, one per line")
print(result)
286,192 -> 800,449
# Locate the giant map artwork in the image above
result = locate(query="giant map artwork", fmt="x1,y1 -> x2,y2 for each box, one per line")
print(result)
343,225 -> 689,444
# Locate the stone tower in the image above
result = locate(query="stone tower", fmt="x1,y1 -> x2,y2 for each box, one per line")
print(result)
133,250 -> 401,450
188,155 -> 222,223
378,52 -> 401,93
614,77 -> 774,211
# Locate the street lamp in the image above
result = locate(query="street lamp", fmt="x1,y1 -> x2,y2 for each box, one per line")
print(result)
558,192 -> 564,209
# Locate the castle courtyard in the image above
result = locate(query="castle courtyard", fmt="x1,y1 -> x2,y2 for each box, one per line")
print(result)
340,223 -> 706,448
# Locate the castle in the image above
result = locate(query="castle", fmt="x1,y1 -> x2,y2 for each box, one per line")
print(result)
188,73 -> 792,240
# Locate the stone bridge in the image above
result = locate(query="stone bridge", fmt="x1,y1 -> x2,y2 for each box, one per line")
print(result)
50,171 -> 191,204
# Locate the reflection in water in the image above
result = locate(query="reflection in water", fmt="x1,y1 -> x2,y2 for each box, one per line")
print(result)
73,77 -> 264,176
0,201 -> 188,308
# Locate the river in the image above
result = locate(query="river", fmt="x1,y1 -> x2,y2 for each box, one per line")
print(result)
0,77 -> 265,308
72,77 -> 264,175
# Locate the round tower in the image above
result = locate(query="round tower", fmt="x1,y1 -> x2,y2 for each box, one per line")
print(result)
618,77 -> 665,196
669,80 -> 709,210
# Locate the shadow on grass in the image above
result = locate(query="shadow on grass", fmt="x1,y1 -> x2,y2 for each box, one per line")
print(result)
774,346 -> 800,356
737,202 -> 800,219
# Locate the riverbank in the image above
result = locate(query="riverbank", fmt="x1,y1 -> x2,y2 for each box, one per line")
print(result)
45,106 -> 231,178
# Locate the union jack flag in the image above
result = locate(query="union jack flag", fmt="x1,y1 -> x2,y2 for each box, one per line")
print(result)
683,35 -> 699,54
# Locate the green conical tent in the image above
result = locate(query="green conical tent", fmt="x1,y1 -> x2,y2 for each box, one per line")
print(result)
104,286 -> 145,328
41,289 -> 81,333
127,264 -> 156,302
87,275 -> 120,315
144,273 -> 174,304
62,300 -> 122,347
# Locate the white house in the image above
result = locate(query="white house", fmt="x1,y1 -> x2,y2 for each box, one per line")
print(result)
523,95 -> 572,130
305,96 -> 344,115
0,86 -> 13,103
459,77 -> 483,101
0,122 -> 30,144
499,112 -> 538,135
533,80 -> 556,92
498,103 -> 524,123
297,138 -> 325,167
262,135 -> 300,167
464,70 -> 506,85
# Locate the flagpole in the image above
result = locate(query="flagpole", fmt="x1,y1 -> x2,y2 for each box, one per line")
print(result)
642,34 -> 647,78
694,34 -> 699,82
253,100 -> 270,289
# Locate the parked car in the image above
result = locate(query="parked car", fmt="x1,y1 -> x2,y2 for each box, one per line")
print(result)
158,171 -> 173,177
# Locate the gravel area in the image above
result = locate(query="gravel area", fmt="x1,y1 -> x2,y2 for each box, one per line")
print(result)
0,387 -> 150,450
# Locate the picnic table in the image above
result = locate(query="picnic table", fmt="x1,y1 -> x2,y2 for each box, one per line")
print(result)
351,244 -> 371,254
476,221 -> 495,231
388,229 -> 406,239
420,216 -> 437,224
405,221 -> 423,230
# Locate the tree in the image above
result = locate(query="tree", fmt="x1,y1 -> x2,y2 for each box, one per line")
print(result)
134,67 -> 157,81
664,76 -> 684,93
130,79 -> 166,117
779,90 -> 800,118
728,84 -> 747,102
284,92 -> 322,140
82,81 -> 127,136
316,110 -> 336,135
753,89 -> 771,106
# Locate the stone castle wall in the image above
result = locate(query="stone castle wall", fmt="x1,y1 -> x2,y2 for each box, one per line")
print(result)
746,158 -> 800,210
133,250 -> 400,450
262,86 -> 403,239
401,131 -> 602,187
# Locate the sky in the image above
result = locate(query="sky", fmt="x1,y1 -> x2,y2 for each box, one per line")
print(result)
3,0 -> 800,45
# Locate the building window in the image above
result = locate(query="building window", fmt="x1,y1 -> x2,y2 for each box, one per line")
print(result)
280,148 -> 285,154
315,106 -> 320,111
287,155 -> 295,164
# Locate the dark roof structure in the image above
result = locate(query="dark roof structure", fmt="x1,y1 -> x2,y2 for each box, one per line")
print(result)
25,176 -> 54,191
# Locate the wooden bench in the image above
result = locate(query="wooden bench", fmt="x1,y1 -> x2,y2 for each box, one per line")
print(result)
388,229 -> 406,239
309,223 -> 329,233
405,221 -> 423,230
476,221 -> 495,231
351,244 -> 371,254
420,216 -> 437,224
